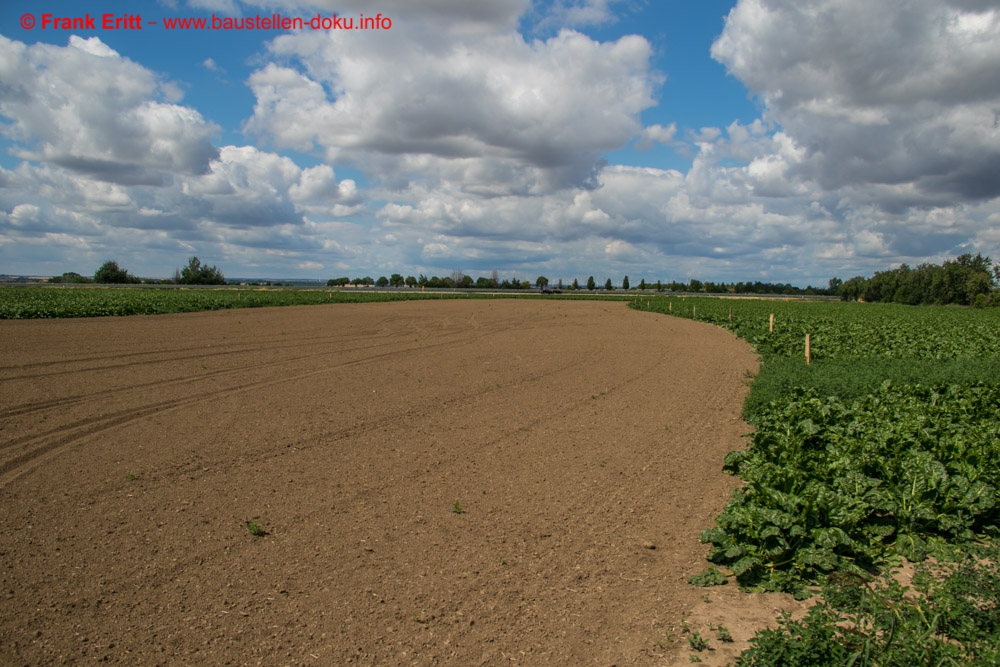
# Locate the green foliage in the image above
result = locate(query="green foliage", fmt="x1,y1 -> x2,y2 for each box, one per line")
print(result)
743,356 -> 1000,422
245,519 -> 267,537
737,543 -> 1000,666
48,271 -> 92,284
839,253 -> 996,306
688,565 -> 729,587
631,296 -> 1000,594
94,260 -> 139,284
451,501 -> 464,514
704,383 -> 1000,593
175,256 -> 226,285
587,276 -> 596,290
0,287 -> 488,319
688,632 -> 709,652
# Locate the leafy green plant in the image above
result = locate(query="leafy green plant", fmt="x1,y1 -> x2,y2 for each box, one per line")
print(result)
701,383 -> 1000,594
451,501 -> 464,514
716,626 -> 733,643
737,544 -> 1000,666
688,632 -> 709,651
688,565 -> 728,587
245,519 -> 267,537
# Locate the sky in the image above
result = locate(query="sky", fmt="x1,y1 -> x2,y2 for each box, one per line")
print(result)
1,0 -> 998,285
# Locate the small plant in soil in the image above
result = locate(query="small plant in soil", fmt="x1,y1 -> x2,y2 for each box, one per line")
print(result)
688,632 -> 709,651
451,501 -> 464,514
245,519 -> 267,537
716,626 -> 733,643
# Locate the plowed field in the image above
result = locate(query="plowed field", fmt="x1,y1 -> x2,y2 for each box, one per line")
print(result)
1,299 -> 788,665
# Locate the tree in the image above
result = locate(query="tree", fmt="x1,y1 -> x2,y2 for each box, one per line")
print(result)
376,276 -> 389,287
622,275 -> 630,290
536,276 -> 549,288
491,269 -> 500,288
638,278 -> 646,291
587,276 -> 596,291
389,273 -> 404,287
176,257 -> 225,285
405,276 -> 417,288
94,260 -> 137,284
604,278 -> 613,291
572,278 -> 579,290
49,271 -> 91,284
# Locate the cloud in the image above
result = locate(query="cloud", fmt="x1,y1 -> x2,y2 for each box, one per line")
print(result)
634,123 -> 677,151
247,25 -> 660,194
711,0 -> 1000,202
0,35 -> 220,184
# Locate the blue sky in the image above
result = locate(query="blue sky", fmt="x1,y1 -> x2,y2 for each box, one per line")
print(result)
1,0 -> 998,285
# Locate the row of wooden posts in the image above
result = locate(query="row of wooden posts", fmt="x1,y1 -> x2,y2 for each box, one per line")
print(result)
657,300 -> 811,365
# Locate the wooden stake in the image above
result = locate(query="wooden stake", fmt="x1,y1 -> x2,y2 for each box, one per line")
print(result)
669,301 -> 672,312
693,305 -> 696,318
769,313 -> 774,333
729,307 -> 733,323
805,333 -> 811,365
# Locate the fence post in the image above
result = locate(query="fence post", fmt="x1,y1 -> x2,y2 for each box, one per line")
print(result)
806,333 -> 811,365
769,313 -> 774,333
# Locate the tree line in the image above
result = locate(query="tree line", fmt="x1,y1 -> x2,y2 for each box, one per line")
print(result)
45,252 -> 998,307
48,257 -> 226,285
837,253 -> 997,307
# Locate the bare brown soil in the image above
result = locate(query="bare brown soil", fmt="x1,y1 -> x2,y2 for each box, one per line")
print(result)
0,299 -> 803,665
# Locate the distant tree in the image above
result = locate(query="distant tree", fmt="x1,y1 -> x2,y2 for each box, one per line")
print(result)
405,275 -> 417,288
604,278 -> 613,291
571,278 -> 579,290
557,278 -> 563,290
475,276 -> 493,288
622,275 -> 630,290
327,277 -> 350,287
417,274 -> 428,287
655,280 -> 663,292
491,269 -> 500,288
175,257 -> 225,285
536,276 -> 549,288
376,276 -> 389,287
49,271 -> 92,284
94,260 -> 137,284
587,276 -> 596,291
638,278 -> 646,291
828,277 -> 843,295
389,273 -> 404,287
451,270 -> 466,286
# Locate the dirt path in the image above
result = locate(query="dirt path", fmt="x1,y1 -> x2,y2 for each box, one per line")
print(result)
1,299 -> 780,665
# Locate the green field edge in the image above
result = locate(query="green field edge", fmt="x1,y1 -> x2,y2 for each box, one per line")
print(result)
627,295 -> 1000,665
0,285 -> 637,319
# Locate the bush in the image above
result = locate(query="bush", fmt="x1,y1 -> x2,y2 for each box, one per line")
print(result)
94,260 -> 139,284
174,256 -> 226,285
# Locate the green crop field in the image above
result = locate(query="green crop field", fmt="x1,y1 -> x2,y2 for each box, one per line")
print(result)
0,286 -> 482,319
631,296 -> 1000,665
